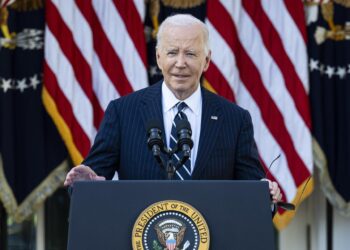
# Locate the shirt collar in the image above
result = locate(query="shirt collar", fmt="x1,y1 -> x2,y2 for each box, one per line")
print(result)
162,82 -> 202,115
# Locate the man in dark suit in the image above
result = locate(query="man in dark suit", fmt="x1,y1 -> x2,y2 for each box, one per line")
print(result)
64,14 -> 282,203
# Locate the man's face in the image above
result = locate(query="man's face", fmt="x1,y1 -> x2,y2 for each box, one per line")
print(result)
156,24 -> 211,100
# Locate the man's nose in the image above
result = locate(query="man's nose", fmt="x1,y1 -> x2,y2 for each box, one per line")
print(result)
175,54 -> 186,68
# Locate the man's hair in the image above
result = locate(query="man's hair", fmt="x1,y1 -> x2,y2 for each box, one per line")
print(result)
156,14 -> 210,56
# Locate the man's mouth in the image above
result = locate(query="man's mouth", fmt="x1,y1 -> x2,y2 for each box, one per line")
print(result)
172,74 -> 190,78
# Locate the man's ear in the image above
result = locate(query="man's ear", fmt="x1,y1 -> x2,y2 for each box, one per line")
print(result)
203,50 -> 211,72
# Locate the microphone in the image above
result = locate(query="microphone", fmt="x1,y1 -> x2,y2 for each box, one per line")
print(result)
176,119 -> 193,157
277,201 -> 295,211
146,120 -> 164,167
174,119 -> 193,170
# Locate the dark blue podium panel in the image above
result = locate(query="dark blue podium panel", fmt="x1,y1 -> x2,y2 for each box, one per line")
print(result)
67,180 -> 275,250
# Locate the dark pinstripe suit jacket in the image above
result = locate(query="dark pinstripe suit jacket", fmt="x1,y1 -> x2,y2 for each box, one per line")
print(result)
83,82 -> 264,180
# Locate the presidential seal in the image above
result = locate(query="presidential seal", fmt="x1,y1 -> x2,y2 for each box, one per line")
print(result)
132,200 -> 210,250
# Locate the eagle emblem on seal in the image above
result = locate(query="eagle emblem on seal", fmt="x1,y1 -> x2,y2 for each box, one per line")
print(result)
155,219 -> 190,250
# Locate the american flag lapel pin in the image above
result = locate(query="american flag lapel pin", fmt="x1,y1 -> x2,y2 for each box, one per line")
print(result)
211,116 -> 218,120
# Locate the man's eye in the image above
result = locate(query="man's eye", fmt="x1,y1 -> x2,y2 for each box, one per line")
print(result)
167,51 -> 176,55
186,52 -> 196,57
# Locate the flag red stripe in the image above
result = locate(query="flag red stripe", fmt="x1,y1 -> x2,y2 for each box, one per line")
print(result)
283,0 -> 307,43
204,63 -> 236,102
2,0 -> 11,7
44,62 -> 91,157
112,0 -> 147,67
243,0 -> 311,128
46,0 -> 104,128
75,0 -> 133,96
207,0 -> 310,185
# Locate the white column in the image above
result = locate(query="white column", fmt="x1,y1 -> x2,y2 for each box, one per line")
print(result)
310,175 -> 327,250
333,208 -> 350,250
36,205 -> 45,250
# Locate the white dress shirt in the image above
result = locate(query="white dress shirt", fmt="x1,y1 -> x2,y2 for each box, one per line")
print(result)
162,82 -> 202,173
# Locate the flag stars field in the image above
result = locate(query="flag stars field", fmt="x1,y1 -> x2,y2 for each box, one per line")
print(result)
30,74 -> 41,89
0,73 -> 42,93
336,67 -> 346,79
309,58 -> 349,80
309,58 -> 319,71
1,78 -> 12,93
325,66 -> 335,79
17,78 -> 28,92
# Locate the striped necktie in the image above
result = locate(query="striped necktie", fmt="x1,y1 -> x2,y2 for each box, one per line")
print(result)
170,102 -> 192,180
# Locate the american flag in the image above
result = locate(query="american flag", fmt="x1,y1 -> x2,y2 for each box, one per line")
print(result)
204,0 -> 313,229
43,0 -> 148,165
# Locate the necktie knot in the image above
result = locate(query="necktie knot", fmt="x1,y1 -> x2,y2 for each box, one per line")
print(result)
175,102 -> 188,121
176,102 -> 188,113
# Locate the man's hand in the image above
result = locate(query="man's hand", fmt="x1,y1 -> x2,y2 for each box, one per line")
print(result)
261,178 -> 282,204
64,165 -> 106,187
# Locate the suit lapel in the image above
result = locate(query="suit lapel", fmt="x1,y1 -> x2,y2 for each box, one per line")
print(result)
192,87 -> 223,178
139,82 -> 165,136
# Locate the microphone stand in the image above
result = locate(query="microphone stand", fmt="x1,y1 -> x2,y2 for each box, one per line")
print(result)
166,158 -> 175,180
164,146 -> 188,180
152,145 -> 189,180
